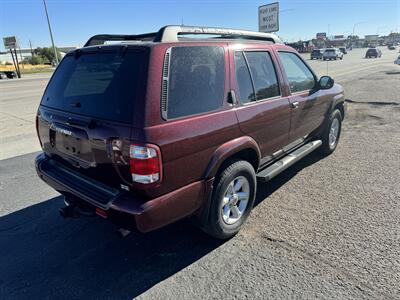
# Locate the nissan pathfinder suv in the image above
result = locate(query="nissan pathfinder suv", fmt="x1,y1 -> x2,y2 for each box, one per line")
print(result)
35,26 -> 346,239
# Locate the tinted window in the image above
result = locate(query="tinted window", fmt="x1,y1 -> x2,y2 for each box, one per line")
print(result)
245,52 -> 280,100
167,46 -> 225,119
278,52 -> 316,93
234,52 -> 255,103
42,50 -> 146,123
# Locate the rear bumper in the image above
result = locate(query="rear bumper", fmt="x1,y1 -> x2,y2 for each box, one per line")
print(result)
35,153 -> 209,232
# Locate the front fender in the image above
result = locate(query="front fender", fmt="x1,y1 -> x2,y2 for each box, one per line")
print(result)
203,136 -> 261,179
327,83 -> 345,117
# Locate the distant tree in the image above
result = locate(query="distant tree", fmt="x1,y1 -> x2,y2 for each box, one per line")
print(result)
33,47 -> 61,64
26,56 -> 45,65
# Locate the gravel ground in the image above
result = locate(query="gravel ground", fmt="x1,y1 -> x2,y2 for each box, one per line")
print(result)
0,49 -> 399,299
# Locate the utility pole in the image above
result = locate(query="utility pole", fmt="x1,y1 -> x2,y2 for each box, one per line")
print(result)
43,0 -> 59,65
29,40 -> 33,56
18,45 -> 24,69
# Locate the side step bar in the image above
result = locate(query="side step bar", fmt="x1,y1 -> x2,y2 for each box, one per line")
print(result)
257,140 -> 322,182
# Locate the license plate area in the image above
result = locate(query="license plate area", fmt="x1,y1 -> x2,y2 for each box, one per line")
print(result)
50,123 -> 95,164
60,133 -> 82,155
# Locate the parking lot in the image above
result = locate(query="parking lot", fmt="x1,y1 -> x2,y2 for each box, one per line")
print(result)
0,47 -> 399,299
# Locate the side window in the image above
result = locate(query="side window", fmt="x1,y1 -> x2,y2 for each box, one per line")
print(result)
234,51 -> 280,104
245,52 -> 280,100
234,52 -> 255,103
166,46 -> 225,119
278,52 -> 316,93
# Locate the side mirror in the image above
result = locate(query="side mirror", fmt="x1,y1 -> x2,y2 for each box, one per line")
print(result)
318,76 -> 334,90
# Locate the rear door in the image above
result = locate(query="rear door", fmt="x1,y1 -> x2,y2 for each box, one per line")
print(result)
232,49 -> 291,164
37,47 -> 148,188
277,51 -> 329,144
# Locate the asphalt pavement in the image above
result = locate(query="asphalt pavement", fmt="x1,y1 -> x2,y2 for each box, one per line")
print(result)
0,47 -> 399,299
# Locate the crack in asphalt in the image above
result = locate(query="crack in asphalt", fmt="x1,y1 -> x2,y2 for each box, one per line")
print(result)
261,234 -> 397,300
345,99 -> 399,106
0,111 -> 34,123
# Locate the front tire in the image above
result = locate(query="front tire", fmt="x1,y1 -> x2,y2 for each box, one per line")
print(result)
319,109 -> 342,155
204,160 -> 256,239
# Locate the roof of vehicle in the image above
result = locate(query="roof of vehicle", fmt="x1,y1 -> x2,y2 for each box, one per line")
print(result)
83,25 -> 283,47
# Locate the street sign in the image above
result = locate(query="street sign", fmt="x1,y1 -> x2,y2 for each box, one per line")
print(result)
3,36 -> 18,49
259,2 -> 279,33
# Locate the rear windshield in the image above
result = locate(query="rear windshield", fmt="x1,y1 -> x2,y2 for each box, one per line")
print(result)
41,49 -> 147,123
325,49 -> 335,53
312,50 -> 320,53
367,49 -> 377,53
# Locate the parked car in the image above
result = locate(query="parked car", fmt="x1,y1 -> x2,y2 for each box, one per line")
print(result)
339,47 -> 347,54
395,55 -> 400,65
0,70 -> 17,79
323,48 -> 343,60
310,49 -> 324,59
388,44 -> 395,50
0,72 -> 7,79
35,25 -> 346,239
365,48 -> 382,58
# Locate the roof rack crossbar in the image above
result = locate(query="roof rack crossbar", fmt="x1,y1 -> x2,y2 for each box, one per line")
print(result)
84,32 -> 159,47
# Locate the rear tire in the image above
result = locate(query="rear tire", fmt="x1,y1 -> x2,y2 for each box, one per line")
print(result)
204,160 -> 256,239
319,109 -> 342,155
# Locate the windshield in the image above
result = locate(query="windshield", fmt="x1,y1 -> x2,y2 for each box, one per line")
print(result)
41,49 -> 147,123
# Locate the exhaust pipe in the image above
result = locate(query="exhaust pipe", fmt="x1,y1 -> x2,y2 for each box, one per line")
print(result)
59,205 -> 76,218
117,228 -> 131,238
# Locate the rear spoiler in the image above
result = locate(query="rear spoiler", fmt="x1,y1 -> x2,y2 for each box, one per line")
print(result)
84,33 -> 159,47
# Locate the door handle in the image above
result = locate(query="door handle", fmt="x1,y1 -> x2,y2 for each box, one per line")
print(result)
291,101 -> 300,109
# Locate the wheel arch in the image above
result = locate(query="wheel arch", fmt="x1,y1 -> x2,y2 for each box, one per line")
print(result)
195,136 -> 260,230
203,136 -> 261,180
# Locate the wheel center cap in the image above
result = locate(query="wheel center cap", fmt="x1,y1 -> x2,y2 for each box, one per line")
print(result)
231,194 -> 239,205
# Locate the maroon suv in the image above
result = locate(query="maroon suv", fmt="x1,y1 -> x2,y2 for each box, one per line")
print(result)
35,26 -> 345,239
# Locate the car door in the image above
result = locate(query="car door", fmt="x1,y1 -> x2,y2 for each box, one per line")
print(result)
277,51 -> 328,145
231,49 -> 291,164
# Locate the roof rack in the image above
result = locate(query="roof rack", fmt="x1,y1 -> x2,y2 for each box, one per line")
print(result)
158,25 -> 282,43
84,25 -> 282,47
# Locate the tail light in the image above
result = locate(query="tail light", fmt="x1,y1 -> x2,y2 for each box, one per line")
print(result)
129,144 -> 162,184
36,114 -> 42,147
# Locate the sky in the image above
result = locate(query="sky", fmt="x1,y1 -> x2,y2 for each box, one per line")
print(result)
1,0 -> 399,50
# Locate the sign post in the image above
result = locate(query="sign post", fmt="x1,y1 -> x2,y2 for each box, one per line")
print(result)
3,36 -> 21,78
259,2 -> 279,33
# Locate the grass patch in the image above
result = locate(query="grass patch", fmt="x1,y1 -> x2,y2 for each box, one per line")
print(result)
1,64 -> 54,74
20,67 -> 54,74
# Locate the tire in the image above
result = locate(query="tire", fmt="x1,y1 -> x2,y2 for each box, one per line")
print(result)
318,109 -> 342,155
204,160 -> 256,239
